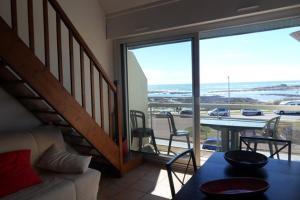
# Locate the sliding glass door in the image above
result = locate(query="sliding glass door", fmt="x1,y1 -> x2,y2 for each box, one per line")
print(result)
124,36 -> 200,162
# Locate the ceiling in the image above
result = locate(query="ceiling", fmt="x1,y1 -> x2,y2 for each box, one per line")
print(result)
98,0 -> 163,14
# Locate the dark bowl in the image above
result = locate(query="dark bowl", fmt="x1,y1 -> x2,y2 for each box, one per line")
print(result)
200,177 -> 269,198
224,150 -> 268,169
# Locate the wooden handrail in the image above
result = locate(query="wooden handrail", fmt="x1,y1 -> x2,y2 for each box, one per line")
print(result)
47,0 -> 116,92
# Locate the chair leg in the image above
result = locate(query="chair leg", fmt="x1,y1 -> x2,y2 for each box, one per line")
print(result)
150,130 -> 159,154
274,143 -> 280,159
246,142 -> 251,151
268,142 -> 274,158
186,135 -> 191,149
138,135 -> 143,152
168,135 -> 173,155
254,142 -> 258,152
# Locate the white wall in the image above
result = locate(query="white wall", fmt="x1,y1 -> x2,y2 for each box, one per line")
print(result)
0,87 -> 41,132
127,51 -> 148,126
57,0 -> 114,79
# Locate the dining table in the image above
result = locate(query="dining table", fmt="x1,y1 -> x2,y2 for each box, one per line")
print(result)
200,117 -> 268,151
174,152 -> 300,200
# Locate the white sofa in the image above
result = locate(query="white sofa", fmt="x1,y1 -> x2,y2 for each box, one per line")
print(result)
0,126 -> 101,200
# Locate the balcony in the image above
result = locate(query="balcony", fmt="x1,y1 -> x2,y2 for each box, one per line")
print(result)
131,100 -> 300,162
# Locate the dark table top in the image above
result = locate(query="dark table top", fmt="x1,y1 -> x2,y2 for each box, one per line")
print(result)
174,152 -> 300,200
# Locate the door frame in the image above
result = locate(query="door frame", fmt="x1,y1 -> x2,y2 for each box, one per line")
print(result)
117,33 -> 201,164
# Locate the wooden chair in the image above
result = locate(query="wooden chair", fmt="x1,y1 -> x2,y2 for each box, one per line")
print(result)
240,136 -> 292,161
166,148 -> 197,198
166,112 -> 191,155
240,116 -> 281,158
130,110 -> 158,154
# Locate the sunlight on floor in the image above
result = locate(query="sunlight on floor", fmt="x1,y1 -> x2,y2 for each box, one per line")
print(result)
98,163 -> 193,200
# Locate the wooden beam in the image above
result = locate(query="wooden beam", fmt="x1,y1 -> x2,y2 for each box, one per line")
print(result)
43,0 -> 50,69
0,19 -> 121,170
90,61 -> 95,119
11,0 -> 17,33
108,87 -> 112,138
56,14 -> 63,84
69,31 -> 75,96
17,96 -> 42,100
80,47 -> 86,108
31,110 -> 57,114
99,74 -> 104,128
27,0 -> 34,52
0,80 -> 25,85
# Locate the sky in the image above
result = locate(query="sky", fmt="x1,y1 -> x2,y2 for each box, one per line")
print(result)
130,26 -> 300,84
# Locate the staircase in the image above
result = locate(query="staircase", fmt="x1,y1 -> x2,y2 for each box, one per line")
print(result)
0,0 -> 142,174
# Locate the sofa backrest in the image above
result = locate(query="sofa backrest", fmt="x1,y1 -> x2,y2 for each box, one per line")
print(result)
0,126 -> 65,166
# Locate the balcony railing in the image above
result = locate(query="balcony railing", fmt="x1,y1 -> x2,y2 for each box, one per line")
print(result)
147,102 -> 299,157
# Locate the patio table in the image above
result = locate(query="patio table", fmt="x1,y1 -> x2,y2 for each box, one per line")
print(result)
200,117 -> 267,151
174,152 -> 300,200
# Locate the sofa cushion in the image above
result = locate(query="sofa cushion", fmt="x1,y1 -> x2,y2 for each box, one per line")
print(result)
1,175 -> 76,200
0,131 -> 39,165
37,145 -> 91,173
43,168 -> 101,200
30,126 -> 66,163
0,150 -> 42,198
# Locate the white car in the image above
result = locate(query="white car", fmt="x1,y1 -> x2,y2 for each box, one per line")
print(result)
241,109 -> 263,116
208,108 -> 229,116
274,100 -> 300,115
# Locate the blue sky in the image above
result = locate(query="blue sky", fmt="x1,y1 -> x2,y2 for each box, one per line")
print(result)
131,26 -> 300,84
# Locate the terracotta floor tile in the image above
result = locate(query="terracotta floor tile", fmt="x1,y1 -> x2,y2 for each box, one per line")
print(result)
98,163 -> 191,200
113,189 -> 146,200
131,179 -> 158,193
140,194 -> 170,200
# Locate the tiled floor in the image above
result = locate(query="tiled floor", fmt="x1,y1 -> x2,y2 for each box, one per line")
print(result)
98,163 -> 192,200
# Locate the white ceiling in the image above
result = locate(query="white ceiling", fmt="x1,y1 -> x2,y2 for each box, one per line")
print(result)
98,0 -> 162,14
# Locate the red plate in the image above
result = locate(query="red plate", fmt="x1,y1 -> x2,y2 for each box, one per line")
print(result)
200,177 -> 269,198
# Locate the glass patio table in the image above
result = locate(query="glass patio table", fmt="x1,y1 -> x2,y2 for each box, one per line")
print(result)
200,117 -> 267,151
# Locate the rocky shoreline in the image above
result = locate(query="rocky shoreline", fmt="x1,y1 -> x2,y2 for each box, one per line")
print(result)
149,95 -> 262,104
210,84 -> 300,93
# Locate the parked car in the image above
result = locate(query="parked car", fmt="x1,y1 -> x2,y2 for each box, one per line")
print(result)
207,108 -> 229,116
155,111 -> 169,118
179,109 -> 193,118
241,109 -> 263,116
202,138 -> 221,151
274,100 -> 300,115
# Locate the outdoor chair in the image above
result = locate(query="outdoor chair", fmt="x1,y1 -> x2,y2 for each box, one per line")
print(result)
166,112 -> 191,155
240,116 -> 281,159
130,110 -> 159,154
240,136 -> 292,161
166,148 -> 197,198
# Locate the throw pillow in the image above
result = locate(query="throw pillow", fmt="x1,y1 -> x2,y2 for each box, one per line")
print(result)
37,145 -> 91,173
0,150 -> 42,198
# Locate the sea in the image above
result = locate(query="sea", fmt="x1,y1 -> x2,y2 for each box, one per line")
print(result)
148,81 -> 300,103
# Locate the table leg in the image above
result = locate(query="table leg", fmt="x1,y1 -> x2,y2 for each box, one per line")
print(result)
230,131 -> 240,150
221,129 -> 229,152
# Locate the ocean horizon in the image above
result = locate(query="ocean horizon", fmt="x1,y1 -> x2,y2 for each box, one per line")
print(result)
148,80 -> 300,102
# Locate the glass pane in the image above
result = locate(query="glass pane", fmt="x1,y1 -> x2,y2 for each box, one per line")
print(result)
200,26 -> 300,163
127,40 -> 193,157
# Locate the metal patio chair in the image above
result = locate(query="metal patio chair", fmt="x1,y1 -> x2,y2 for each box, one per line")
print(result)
166,112 -> 191,155
130,110 -> 158,154
166,148 -> 197,198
